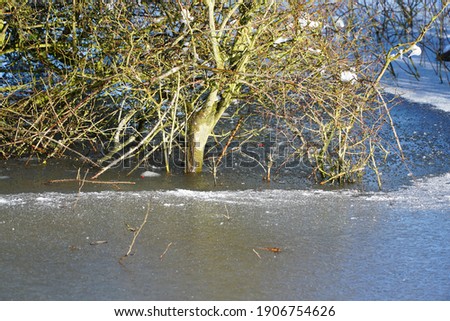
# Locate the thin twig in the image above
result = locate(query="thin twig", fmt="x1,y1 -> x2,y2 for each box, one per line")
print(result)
223,204 -> 231,220
253,248 -> 262,259
215,117 -> 243,167
119,204 -> 151,264
373,4 -> 449,86
73,168 -> 90,208
91,105 -> 173,180
160,242 -> 173,261
48,178 -> 135,185
78,168 -> 89,193
257,247 -> 282,253
375,87 -> 405,160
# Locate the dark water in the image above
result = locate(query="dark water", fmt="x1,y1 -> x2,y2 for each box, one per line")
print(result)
0,100 -> 449,300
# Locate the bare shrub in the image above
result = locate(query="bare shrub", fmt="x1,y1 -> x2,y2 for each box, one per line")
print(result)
1,0 -> 448,185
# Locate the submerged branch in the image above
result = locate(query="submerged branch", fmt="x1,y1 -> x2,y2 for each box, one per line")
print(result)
48,178 -> 135,185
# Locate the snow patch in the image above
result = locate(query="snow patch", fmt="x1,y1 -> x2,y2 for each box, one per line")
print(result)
382,58 -> 450,112
35,197 -> 53,202
0,197 -> 24,206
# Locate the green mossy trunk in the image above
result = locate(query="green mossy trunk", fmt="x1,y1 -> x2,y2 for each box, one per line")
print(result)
186,89 -> 220,173
186,88 -> 233,173
186,110 -> 216,173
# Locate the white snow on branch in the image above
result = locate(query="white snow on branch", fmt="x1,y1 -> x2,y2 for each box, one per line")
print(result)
334,16 -> 345,29
408,44 -> 422,58
181,8 -> 193,24
298,18 -> 320,29
308,48 -> 322,54
340,70 -> 358,84
274,36 -> 292,44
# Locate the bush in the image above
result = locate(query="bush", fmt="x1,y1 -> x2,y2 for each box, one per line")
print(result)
1,0 -> 448,185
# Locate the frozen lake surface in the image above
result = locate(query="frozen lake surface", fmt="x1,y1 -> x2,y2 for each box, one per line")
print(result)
0,172 -> 449,300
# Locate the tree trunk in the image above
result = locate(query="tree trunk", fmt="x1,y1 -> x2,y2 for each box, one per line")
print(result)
186,90 -> 219,173
186,110 -> 216,173
186,87 -> 235,173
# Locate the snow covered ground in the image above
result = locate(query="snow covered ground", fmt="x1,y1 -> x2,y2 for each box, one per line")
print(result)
382,55 -> 450,112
